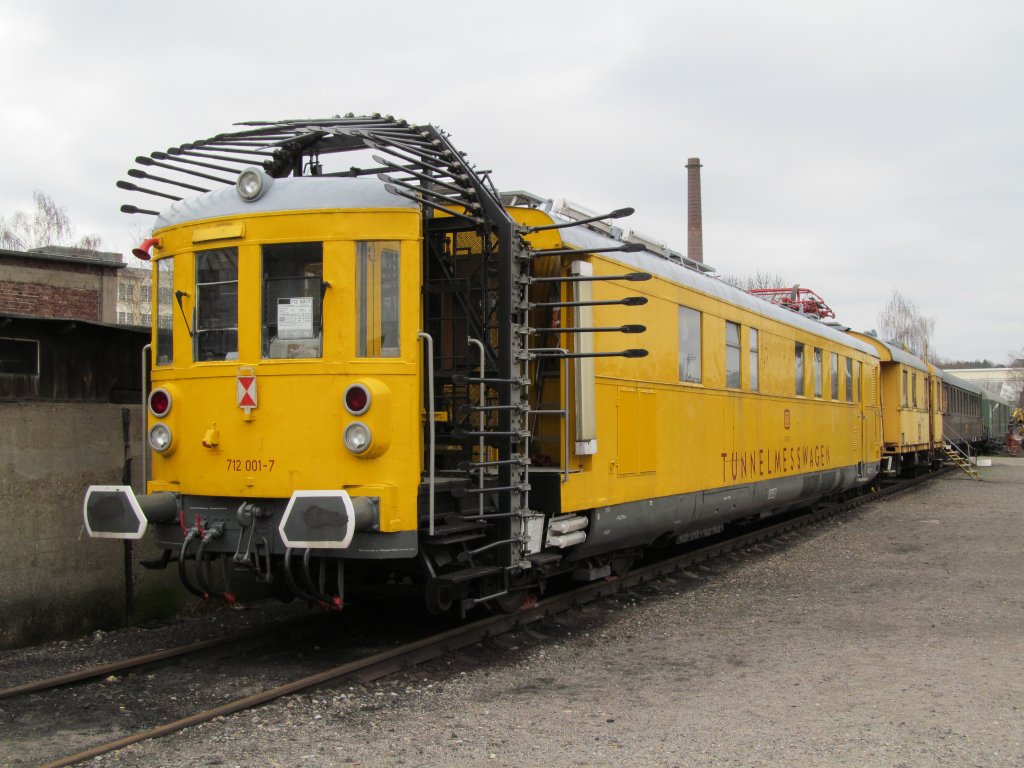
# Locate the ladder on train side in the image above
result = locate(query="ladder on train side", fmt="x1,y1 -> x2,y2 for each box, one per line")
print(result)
942,441 -> 981,480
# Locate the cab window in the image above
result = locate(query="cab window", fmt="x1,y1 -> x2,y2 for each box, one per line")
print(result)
155,258 -> 174,366
356,241 -> 400,358
262,242 -> 324,359
195,247 -> 238,362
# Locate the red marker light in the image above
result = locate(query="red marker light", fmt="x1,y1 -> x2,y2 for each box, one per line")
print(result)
344,384 -> 370,415
149,388 -> 171,417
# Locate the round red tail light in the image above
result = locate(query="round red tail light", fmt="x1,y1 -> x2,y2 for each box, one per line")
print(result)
149,388 -> 172,417
344,383 -> 370,416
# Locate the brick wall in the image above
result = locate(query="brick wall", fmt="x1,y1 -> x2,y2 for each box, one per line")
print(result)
0,279 -> 101,321
0,251 -> 118,323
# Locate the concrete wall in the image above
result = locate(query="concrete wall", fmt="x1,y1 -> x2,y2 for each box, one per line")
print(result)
0,401 -> 183,649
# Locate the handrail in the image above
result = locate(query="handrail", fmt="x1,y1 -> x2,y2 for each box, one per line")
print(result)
942,423 -> 976,465
140,343 -> 151,491
418,332 -> 436,536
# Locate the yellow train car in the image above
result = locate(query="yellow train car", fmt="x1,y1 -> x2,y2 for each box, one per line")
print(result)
845,332 -> 941,474
511,201 -> 882,563
83,116 -> 883,612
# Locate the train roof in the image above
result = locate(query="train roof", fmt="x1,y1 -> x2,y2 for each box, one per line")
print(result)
844,333 -> 930,372
152,176 -> 418,230
937,369 -> 985,395
531,207 -> 879,358
980,387 -> 1012,406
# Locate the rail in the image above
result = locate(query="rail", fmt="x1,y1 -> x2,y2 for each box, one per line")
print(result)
942,424 -> 977,465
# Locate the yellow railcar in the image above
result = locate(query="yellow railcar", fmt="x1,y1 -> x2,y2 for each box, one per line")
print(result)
84,116 -> 883,612
845,332 -> 942,474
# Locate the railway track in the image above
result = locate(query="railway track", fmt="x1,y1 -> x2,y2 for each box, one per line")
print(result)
14,469 -> 945,768
0,615 -> 333,701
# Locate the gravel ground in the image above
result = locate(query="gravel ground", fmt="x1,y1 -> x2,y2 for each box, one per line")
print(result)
3,459 -> 1021,767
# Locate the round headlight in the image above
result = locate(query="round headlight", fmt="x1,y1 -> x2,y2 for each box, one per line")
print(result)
343,422 -> 372,455
149,423 -> 173,453
344,383 -> 371,416
236,167 -> 273,202
149,387 -> 172,417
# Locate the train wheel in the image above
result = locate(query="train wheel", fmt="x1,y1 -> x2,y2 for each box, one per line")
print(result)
424,578 -> 457,615
610,554 -> 635,577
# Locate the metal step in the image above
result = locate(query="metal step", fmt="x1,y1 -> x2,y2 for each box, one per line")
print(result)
433,564 -> 504,586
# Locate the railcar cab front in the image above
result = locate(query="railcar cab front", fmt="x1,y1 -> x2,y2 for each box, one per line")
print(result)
84,174 -> 427,593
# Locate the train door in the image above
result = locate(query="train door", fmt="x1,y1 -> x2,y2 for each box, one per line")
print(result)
857,360 -> 868,477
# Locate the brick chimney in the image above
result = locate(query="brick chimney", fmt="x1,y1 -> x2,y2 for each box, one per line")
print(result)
686,157 -> 703,263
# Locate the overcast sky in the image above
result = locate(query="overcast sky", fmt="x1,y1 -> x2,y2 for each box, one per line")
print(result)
2,1 -> 1020,362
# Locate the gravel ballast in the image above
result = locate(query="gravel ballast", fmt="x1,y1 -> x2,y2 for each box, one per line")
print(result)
3,459 -> 1021,767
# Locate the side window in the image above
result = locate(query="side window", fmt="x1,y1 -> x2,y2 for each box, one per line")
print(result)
0,337 -> 39,375
725,321 -> 741,389
856,361 -> 862,403
813,348 -> 823,398
795,342 -> 805,396
356,241 -> 401,358
195,247 -> 238,362
155,258 -> 174,366
845,357 -> 853,402
749,328 -> 759,392
678,306 -> 702,383
912,373 -> 918,407
262,242 -> 324,359
903,370 -> 909,406
830,352 -> 839,400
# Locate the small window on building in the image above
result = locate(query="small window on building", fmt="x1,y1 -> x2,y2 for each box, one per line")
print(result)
912,373 -> 918,407
262,242 -> 324,359
140,285 -> 151,302
156,258 -> 174,366
845,357 -> 853,402
813,348 -> 823,398
725,321 -> 741,389
795,342 -> 805,396
195,247 -> 239,362
678,306 -> 702,383
0,337 -> 39,375
830,352 -> 839,400
356,241 -> 401,358
749,328 -> 759,392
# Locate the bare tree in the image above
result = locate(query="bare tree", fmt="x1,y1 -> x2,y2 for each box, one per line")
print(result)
719,269 -> 790,291
1006,349 -> 1024,406
0,191 -> 102,252
877,288 -> 935,359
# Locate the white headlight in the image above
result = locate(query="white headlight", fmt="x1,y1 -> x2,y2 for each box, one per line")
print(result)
236,167 -> 273,202
149,423 -> 173,453
343,422 -> 372,454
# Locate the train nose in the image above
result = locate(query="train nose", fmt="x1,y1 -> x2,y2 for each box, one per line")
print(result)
82,486 -> 179,539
